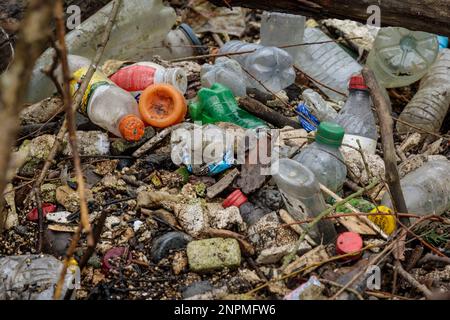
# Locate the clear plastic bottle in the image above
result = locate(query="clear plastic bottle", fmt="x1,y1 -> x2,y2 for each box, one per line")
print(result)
218,40 -> 296,93
294,122 -> 347,194
397,49 -> 450,134
68,55 -> 145,141
367,27 -> 439,88
334,74 -> 378,154
272,158 -> 337,244
0,255 -> 74,300
302,89 -> 338,122
295,27 -> 362,102
260,11 -> 306,62
381,159 -> 450,216
201,57 -> 247,97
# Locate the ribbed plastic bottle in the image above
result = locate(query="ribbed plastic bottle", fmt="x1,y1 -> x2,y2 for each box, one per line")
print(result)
293,122 -> 347,195
260,11 -> 306,62
397,49 -> 450,134
201,57 -> 247,97
333,74 -> 378,154
68,55 -> 145,141
381,158 -> 450,216
110,62 -> 188,97
218,41 -> 296,93
272,158 -> 337,244
295,27 -> 362,102
302,89 -> 338,122
367,27 -> 439,88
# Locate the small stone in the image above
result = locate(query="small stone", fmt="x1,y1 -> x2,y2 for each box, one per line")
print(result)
172,251 -> 188,275
239,202 -> 267,226
87,254 -> 102,268
3,184 -> 18,230
256,243 -> 311,265
238,269 -> 262,285
40,183 -> 57,203
62,131 -> 110,156
20,96 -> 63,125
105,216 -> 122,230
43,229 -> 72,257
174,201 -> 208,238
133,220 -> 144,232
55,185 -> 94,212
187,238 -> 241,272
93,160 -> 119,176
28,134 -> 56,160
207,203 -> 246,232
150,231 -> 192,262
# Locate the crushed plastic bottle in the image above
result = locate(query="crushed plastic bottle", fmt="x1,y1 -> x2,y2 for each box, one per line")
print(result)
296,27 -> 362,102
260,11 -> 306,62
334,74 -> 378,154
302,89 -> 338,122
367,27 -> 439,88
26,0 -> 177,103
201,57 -> 247,97
293,122 -> 347,195
0,255 -> 75,300
272,158 -> 337,244
110,62 -> 188,97
68,55 -> 145,141
218,41 -> 296,93
189,83 -> 268,129
397,49 -> 450,134
381,158 -> 450,217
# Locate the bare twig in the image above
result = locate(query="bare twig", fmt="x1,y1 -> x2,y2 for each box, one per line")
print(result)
388,262 -> 433,299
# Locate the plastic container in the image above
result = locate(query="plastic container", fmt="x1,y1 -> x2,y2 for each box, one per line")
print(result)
26,0 -> 177,103
381,159 -> 450,216
68,56 -> 145,141
260,11 -> 306,62
367,27 -> 439,88
0,255 -> 74,300
272,158 -> 337,244
396,49 -> 450,134
302,89 -> 338,122
334,74 -> 378,154
201,57 -> 247,97
218,41 -> 295,93
110,62 -> 188,98
139,83 -> 187,128
189,83 -> 268,129
295,27 -> 362,102
293,122 -> 347,195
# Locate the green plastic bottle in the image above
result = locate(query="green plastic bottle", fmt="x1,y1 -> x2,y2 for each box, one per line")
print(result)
189,83 -> 268,129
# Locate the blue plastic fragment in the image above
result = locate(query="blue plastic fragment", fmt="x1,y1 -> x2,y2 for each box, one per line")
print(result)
296,103 -> 320,132
437,35 -> 448,50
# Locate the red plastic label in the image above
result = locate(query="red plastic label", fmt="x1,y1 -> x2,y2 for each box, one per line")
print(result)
110,65 -> 156,92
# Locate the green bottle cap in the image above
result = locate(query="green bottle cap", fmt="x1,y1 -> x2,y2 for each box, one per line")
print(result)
315,122 -> 345,147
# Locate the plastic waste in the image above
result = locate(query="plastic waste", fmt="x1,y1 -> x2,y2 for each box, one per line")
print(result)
218,41 -> 296,93
336,232 -> 363,261
110,62 -> 188,98
295,27 -> 362,102
0,255 -> 75,300
334,74 -> 378,154
396,49 -> 450,134
302,89 -> 338,122
189,83 -> 268,129
272,158 -> 337,244
26,0 -> 178,103
438,36 -> 449,50
367,27 -> 439,88
284,276 -> 324,300
201,57 -> 247,97
260,11 -> 306,62
381,158 -> 450,217
138,83 -> 187,128
296,103 -> 320,132
293,122 -> 347,195
68,56 -> 145,141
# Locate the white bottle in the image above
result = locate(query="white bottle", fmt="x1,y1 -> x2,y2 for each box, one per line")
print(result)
201,57 -> 247,97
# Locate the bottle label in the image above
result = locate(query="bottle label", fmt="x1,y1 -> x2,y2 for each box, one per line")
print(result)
110,62 -> 161,92
340,134 -> 377,155
70,67 -> 114,116
279,189 -> 308,221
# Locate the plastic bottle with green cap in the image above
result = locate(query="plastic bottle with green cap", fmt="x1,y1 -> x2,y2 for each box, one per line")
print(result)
293,122 -> 347,196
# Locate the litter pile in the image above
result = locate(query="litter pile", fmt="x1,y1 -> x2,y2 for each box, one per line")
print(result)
1,0 -> 450,300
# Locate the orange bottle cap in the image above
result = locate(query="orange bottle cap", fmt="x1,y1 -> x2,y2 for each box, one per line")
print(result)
138,83 -> 187,128
119,114 -> 145,141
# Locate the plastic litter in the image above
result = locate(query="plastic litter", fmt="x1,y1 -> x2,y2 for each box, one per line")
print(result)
438,35 -> 449,50
336,232 -> 363,261
284,276 -> 324,300
201,57 -> 247,97
301,89 -> 338,123
296,103 -> 320,132
26,203 -> 57,222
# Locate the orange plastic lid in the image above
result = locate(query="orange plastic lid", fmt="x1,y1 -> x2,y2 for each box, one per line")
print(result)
119,115 -> 145,141
138,83 -> 187,128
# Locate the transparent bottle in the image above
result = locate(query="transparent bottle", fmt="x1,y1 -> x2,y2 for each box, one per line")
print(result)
367,27 -> 439,88
201,57 -> 247,97
295,27 -> 362,102
260,11 -> 306,62
272,158 -> 337,244
0,255 -> 74,300
381,159 -> 450,216
26,0 -> 177,103
334,74 -> 378,154
294,122 -> 347,195
397,49 -> 450,134
219,40 -> 296,93
68,55 -> 145,141
302,89 -> 338,122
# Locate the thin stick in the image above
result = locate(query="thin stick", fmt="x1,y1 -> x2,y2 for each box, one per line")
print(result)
318,278 -> 364,300
388,262 -> 433,298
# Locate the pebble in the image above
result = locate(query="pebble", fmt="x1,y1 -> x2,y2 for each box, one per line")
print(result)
187,238 -> 241,272
150,231 -> 192,262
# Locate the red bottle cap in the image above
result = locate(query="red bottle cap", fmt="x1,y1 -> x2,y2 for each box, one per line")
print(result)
26,203 -> 57,222
336,232 -> 363,260
348,74 -> 368,90
102,247 -> 132,273
222,189 -> 248,208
